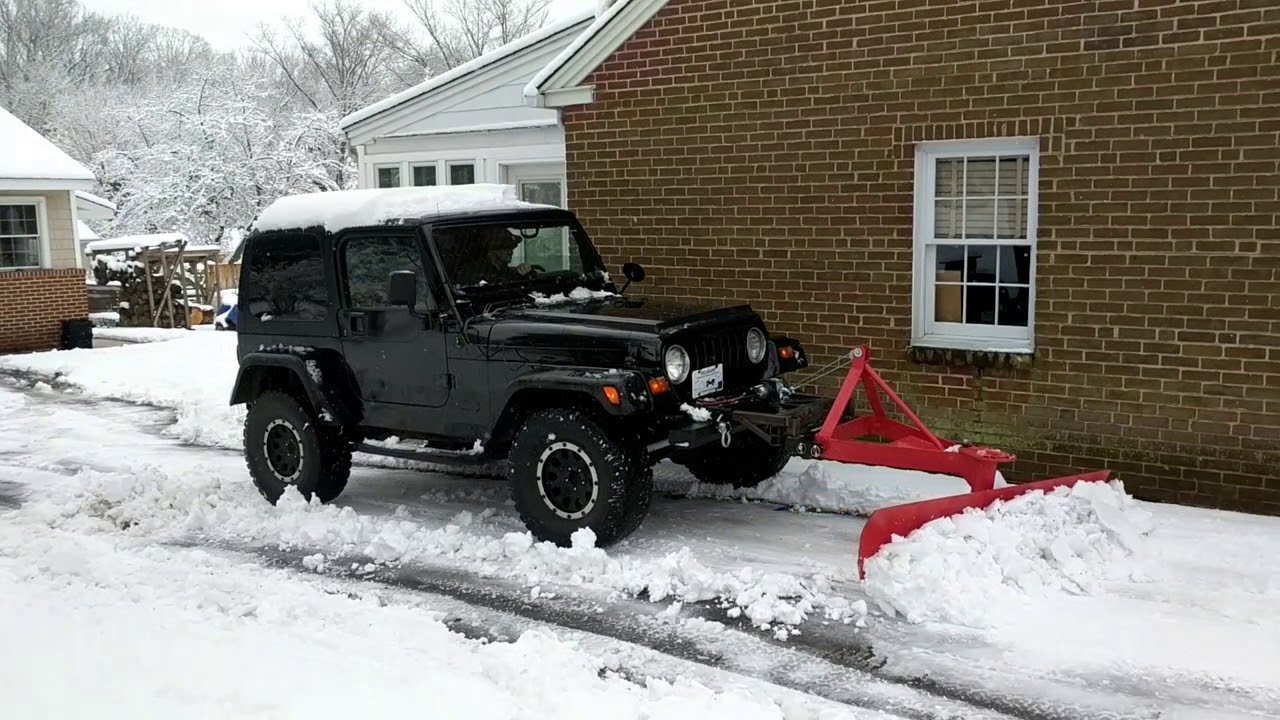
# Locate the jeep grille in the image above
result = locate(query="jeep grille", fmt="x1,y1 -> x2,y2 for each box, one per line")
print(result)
679,326 -> 764,394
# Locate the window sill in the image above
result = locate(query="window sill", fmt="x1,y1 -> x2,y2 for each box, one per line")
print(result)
907,343 -> 1035,370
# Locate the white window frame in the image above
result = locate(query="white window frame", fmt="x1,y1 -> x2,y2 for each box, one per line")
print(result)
408,162 -> 439,187
373,163 -> 403,189
911,137 -> 1039,353
0,198 -> 50,271
446,161 -> 477,186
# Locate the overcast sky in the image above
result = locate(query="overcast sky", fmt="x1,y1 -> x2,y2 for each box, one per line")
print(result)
80,0 -> 600,51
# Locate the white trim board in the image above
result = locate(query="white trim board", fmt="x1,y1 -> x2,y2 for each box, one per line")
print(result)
342,15 -> 593,146
525,0 -> 671,108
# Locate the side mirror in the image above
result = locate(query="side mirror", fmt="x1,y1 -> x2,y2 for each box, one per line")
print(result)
388,270 -> 417,308
620,262 -> 645,294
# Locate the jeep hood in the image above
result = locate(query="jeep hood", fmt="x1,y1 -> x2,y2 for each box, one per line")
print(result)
496,295 -> 758,334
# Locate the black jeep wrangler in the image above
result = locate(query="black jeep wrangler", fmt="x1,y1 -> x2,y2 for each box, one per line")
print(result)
231,188 -> 828,547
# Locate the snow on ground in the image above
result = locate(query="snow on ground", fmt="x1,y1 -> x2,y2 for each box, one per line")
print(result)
92,326 -> 209,343
0,485 -> 864,720
1,331 -> 243,447
3,333 -> 1280,714
656,458 -> 1002,516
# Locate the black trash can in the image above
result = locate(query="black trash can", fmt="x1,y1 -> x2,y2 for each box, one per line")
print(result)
60,318 -> 94,350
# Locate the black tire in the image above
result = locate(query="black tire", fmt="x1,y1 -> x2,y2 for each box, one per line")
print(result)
508,408 -> 652,547
677,432 -> 791,488
243,390 -> 351,504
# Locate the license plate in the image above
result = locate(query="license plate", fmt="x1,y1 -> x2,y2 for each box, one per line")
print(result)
691,364 -> 724,398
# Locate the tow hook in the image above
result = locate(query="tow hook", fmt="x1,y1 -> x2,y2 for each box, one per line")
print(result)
717,420 -> 733,448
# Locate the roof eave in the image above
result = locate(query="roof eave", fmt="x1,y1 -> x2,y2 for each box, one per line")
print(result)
340,11 -> 595,134
0,177 -> 97,192
524,0 -> 670,107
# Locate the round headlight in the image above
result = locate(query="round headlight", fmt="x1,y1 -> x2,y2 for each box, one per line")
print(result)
664,345 -> 690,384
746,328 -> 767,363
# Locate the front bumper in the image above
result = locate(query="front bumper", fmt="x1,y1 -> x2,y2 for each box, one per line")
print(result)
659,387 -> 831,457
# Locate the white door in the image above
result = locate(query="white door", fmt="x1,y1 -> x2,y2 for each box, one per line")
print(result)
504,162 -> 565,207
503,163 -> 570,270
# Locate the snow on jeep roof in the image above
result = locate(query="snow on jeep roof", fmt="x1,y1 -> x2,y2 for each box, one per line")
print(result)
251,184 -> 556,234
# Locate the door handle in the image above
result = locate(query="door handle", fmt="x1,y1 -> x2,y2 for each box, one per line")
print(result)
348,312 -> 367,335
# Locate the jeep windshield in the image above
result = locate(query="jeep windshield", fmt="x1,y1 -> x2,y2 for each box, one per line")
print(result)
433,220 -> 608,296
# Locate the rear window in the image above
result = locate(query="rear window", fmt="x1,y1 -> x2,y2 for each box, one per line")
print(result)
242,233 -> 328,322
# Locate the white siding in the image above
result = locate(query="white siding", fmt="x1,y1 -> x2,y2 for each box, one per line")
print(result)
347,18 -> 586,198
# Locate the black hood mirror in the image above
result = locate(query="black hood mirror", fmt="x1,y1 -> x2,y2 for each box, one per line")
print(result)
620,262 -> 645,294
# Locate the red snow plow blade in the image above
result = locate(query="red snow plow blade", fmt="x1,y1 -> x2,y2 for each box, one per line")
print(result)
809,346 -> 1110,578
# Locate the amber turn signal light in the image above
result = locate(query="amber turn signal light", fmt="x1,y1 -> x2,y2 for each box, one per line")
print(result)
778,346 -> 796,360
648,377 -> 670,395
602,386 -> 622,406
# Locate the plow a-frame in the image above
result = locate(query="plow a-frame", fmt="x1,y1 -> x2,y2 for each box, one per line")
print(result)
785,345 -> 1110,576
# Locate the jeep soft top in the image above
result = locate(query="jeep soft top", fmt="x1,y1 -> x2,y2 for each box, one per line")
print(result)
231,184 -> 826,547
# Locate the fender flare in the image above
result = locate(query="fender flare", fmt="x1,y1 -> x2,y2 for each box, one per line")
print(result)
230,351 -> 359,427
501,367 -> 654,418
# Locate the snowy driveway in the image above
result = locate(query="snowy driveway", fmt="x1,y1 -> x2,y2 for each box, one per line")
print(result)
1,332 -> 1278,719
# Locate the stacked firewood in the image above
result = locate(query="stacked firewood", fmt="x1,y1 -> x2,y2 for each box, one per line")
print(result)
90,255 -> 187,328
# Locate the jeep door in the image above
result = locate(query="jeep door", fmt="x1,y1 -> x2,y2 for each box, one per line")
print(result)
336,230 -> 451,424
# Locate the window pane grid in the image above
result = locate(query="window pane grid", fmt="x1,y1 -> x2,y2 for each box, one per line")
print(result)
932,242 -> 1031,327
932,154 -> 1029,242
0,204 -> 40,269
917,141 -> 1035,347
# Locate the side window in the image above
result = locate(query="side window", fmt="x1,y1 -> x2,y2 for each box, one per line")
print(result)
243,233 -> 328,322
342,235 -> 431,313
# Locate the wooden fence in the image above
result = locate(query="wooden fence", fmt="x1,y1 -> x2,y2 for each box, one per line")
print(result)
213,263 -> 239,292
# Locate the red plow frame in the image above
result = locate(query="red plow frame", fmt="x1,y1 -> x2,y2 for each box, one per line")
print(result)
811,346 -> 1110,577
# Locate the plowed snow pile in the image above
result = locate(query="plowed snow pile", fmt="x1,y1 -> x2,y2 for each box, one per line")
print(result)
26,460 -> 865,634
861,480 -> 1155,628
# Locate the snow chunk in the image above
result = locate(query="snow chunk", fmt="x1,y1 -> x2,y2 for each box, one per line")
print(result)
679,403 -> 713,422
251,185 -> 554,234
503,532 -> 534,558
862,480 -> 1155,628
531,286 -> 617,305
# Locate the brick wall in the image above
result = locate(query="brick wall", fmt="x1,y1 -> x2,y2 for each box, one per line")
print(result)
564,0 -> 1280,514
0,270 -> 89,353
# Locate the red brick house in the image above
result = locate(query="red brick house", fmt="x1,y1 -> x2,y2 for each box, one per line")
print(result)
0,105 -> 97,353
526,0 -> 1280,514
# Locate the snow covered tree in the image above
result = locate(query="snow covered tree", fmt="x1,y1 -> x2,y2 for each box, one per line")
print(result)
90,64 -> 355,248
411,0 -> 550,68
250,0 -> 410,116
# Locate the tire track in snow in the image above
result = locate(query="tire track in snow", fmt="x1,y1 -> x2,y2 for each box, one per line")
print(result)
181,537 -> 1021,720
177,534 -> 1162,720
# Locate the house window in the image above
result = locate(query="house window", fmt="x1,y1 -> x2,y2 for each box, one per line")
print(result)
376,165 -> 402,188
411,164 -> 437,187
449,162 -> 475,185
912,138 -> 1038,352
0,204 -> 42,270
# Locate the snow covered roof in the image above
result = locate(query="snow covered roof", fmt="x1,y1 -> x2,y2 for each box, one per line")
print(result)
77,221 -> 100,242
525,0 -> 670,108
0,104 -> 97,190
251,184 -> 558,234
84,232 -> 191,254
339,10 -> 595,130
75,190 -> 117,220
